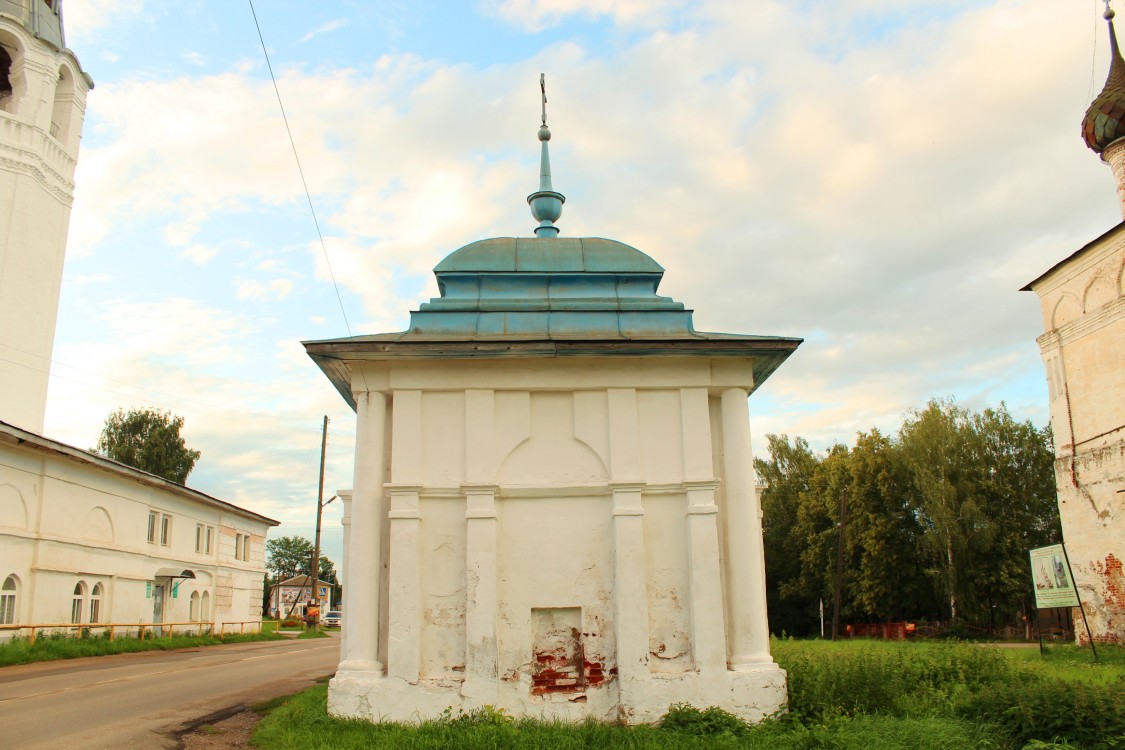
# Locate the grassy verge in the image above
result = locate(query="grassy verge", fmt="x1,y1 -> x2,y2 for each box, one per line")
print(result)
252,640 -> 1125,750
0,629 -> 284,666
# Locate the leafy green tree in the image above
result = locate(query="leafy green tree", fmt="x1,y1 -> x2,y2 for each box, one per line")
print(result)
266,535 -> 337,583
758,398 -> 1059,634
757,434 -> 823,635
844,429 -> 934,622
95,407 -> 201,484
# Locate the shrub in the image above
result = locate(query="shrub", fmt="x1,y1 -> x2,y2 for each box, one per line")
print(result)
960,677 -> 1125,749
659,703 -> 749,736
438,705 -> 513,726
773,639 -> 1019,720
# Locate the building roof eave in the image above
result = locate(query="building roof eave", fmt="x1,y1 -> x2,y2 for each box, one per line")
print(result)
0,419 -> 280,527
1020,220 -> 1125,292
304,335 -> 802,410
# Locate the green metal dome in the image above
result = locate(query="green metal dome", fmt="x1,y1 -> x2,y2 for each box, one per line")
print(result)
1083,9 -> 1125,154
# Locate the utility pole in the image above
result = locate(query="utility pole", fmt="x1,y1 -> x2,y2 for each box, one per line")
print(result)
831,485 -> 848,641
310,415 -> 328,625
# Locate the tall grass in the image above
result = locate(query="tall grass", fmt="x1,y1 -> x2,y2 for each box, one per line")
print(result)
251,641 -> 1125,750
0,629 -> 283,666
252,686 -> 1001,750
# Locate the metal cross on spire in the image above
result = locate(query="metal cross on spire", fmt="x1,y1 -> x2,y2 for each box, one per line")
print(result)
540,73 -> 548,127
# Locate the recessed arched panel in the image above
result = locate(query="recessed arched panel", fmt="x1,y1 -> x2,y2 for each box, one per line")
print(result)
1083,273 -> 1117,313
83,506 -> 114,543
498,392 -> 608,486
1051,293 -> 1082,329
0,485 -> 28,529
49,63 -> 75,143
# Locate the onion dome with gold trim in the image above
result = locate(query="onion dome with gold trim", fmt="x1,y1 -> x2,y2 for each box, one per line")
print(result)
1083,6 -> 1125,153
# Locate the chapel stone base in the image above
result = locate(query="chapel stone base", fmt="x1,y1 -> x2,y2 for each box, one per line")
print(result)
328,663 -> 787,724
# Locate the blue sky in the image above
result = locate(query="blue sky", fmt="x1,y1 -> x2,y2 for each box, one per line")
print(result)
45,0 -> 1122,576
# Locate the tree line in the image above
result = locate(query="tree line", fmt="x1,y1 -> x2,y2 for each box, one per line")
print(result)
756,398 -> 1060,637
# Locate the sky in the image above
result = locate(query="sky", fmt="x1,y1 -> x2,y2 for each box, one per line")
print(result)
42,0 -> 1122,577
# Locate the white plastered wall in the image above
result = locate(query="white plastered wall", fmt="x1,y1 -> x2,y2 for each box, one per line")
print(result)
329,357 -> 787,724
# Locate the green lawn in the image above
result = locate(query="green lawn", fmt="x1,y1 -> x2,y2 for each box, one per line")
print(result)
253,640 -> 1125,750
0,628 -> 283,666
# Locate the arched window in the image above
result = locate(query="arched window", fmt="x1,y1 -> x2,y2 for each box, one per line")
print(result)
50,65 -> 74,143
89,583 -> 103,623
0,46 -> 12,112
0,575 -> 17,625
189,591 -> 200,622
71,581 -> 86,624
201,591 -> 211,622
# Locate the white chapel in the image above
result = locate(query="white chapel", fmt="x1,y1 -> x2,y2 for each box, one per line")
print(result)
306,87 -> 800,723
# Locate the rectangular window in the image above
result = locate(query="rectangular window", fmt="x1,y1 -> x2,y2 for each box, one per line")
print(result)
0,594 -> 14,625
89,598 -> 100,624
160,514 -> 171,546
147,511 -> 157,543
196,524 -> 215,555
70,596 -> 83,624
235,533 -> 246,561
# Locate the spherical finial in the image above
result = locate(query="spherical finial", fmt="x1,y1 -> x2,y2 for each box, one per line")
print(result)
1107,6 -> 1116,21
538,125 -> 551,142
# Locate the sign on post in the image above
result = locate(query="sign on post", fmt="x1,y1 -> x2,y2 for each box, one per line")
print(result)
1029,544 -> 1079,609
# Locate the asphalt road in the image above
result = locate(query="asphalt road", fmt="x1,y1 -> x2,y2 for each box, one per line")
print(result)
0,635 -> 340,749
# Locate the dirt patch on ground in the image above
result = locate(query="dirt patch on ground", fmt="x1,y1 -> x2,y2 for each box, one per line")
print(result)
180,709 -> 263,750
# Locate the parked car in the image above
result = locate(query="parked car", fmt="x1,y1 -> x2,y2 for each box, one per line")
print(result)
323,610 -> 342,627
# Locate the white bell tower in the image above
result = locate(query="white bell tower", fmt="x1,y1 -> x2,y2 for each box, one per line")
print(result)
0,0 -> 91,433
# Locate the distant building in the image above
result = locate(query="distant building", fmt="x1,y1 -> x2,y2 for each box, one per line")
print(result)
0,420 -> 277,634
1022,6 -> 1125,644
0,2 -> 279,636
267,575 -> 336,619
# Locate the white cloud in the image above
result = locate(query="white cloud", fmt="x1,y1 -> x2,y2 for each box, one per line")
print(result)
49,0 -> 1113,551
301,19 -> 348,43
180,244 -> 217,264
63,0 -> 150,39
236,279 -> 295,301
482,0 -> 685,32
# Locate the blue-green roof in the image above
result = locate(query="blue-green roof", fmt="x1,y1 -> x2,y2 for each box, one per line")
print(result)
434,237 -> 664,274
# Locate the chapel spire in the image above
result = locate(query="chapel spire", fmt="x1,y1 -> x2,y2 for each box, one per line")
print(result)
526,74 -> 566,237
1082,2 -> 1125,218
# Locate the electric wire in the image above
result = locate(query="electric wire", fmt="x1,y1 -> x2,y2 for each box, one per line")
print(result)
245,0 -> 360,347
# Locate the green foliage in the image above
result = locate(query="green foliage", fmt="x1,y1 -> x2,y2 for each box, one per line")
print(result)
659,703 -> 749,736
757,399 -> 1058,635
961,678 -> 1125,749
95,407 -> 201,483
266,535 -> 337,584
250,643 -> 1125,749
439,705 -> 514,726
0,629 -> 282,666
773,639 -> 1018,720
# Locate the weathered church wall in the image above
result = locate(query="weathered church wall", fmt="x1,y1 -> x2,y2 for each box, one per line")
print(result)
1031,227 -> 1125,644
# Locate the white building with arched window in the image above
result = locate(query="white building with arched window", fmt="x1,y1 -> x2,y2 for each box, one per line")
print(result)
0,420 -> 278,636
